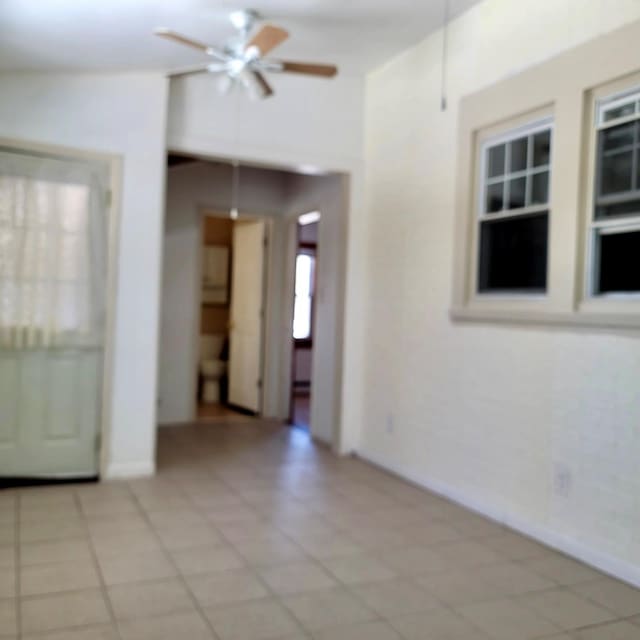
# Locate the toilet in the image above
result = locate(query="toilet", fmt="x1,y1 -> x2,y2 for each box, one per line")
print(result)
200,334 -> 227,404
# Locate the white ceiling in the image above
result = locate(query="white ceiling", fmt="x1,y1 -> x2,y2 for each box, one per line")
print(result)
0,0 -> 481,74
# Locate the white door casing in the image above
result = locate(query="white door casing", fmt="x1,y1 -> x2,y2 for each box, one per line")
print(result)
228,220 -> 266,413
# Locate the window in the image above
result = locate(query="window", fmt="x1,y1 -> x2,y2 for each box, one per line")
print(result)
292,252 -> 315,340
478,121 -> 552,293
590,89 -> 640,295
0,148 -> 107,350
452,27 -> 640,328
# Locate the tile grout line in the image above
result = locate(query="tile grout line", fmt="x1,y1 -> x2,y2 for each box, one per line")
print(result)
126,483 -> 226,640
73,488 -> 126,640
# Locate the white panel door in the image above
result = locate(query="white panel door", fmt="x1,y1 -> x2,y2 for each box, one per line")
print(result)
0,350 -> 101,477
228,220 -> 265,413
0,148 -> 108,479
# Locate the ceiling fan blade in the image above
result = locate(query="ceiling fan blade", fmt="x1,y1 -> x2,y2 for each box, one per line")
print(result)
154,28 -> 227,61
251,71 -> 274,99
279,61 -> 338,78
168,63 -> 227,79
237,70 -> 274,100
246,25 -> 289,56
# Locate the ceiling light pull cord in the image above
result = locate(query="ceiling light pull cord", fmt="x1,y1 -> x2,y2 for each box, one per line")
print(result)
440,0 -> 450,112
230,160 -> 240,220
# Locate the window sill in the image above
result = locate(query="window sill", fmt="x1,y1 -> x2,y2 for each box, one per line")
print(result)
450,305 -> 640,331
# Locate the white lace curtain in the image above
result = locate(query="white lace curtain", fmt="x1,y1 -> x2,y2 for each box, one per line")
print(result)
0,149 -> 108,349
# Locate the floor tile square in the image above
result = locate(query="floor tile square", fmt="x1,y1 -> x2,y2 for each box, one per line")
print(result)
20,538 -> 94,566
310,620 -> 401,640
572,577 -> 640,617
204,599 -> 301,640
456,598 -> 560,639
389,607 -> 490,640
322,553 -> 397,585
0,546 -> 14,570
282,587 -> 376,631
524,554 -> 604,586
187,569 -> 269,608
232,535 -> 306,567
0,598 -> 17,636
260,561 -> 337,595
171,544 -> 245,575
21,589 -> 111,634
98,549 -> 176,585
19,518 -> 87,544
155,522 -> 223,550
0,569 -> 15,599
351,578 -> 440,617
415,569 -> 502,606
20,559 -> 100,596
377,546 -> 447,576
118,611 -> 215,640
520,588 -> 617,630
108,578 -> 195,620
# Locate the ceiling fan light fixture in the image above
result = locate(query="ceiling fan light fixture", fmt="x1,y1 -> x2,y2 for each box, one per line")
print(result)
229,9 -> 259,32
155,11 -> 338,99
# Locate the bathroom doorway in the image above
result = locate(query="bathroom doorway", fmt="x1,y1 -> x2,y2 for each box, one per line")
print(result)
197,214 -> 268,419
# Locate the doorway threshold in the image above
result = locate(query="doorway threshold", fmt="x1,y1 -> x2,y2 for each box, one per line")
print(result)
0,475 -> 98,490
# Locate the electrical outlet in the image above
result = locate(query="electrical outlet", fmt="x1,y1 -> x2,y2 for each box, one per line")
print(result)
553,463 -> 572,498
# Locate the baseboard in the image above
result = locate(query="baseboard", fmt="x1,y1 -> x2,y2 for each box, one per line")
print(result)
357,448 -> 640,589
104,460 -> 155,480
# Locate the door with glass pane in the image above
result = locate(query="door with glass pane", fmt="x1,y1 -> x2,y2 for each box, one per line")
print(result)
0,148 -> 108,478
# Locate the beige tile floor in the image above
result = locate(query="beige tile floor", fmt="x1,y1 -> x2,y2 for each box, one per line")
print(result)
1,419 -> 640,639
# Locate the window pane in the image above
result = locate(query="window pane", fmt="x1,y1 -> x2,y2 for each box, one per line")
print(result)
603,102 -> 636,122
597,230 -> 640,293
486,182 -> 504,213
295,254 -> 313,296
531,171 -> 550,205
600,151 -> 633,195
487,144 -> 506,178
478,213 -> 548,292
293,296 -> 312,339
595,199 -> 640,219
508,177 -> 526,209
533,131 -> 551,167
509,137 -> 528,173
602,122 -> 635,152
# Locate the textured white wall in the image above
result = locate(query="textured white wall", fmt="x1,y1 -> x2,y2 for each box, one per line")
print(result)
0,74 -> 168,478
167,72 -> 364,173
159,161 -> 289,424
361,1 -> 640,583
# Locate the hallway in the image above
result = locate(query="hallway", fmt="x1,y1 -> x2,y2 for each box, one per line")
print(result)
2,420 -> 639,639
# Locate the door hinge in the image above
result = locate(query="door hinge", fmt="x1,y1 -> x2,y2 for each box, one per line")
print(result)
257,378 -> 263,389
105,189 -> 113,208
94,431 -> 102,453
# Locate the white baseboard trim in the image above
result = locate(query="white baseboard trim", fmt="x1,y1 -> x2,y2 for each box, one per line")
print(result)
104,460 -> 155,480
357,448 -> 640,589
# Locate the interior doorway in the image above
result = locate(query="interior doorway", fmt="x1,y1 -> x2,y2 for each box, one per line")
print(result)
159,154 -> 349,450
197,213 -> 268,419
289,212 -> 319,431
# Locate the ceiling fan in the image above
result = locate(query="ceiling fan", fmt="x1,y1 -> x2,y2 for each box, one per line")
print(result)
154,9 -> 338,99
